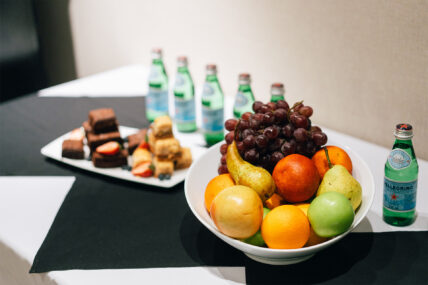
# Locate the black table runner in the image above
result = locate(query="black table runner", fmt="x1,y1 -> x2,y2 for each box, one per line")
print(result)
1,95 -> 427,284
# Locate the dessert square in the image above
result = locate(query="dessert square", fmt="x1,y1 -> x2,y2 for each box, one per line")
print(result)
175,147 -> 192,169
87,131 -> 123,151
127,129 -> 147,154
62,139 -> 84,159
151,115 -> 173,138
92,149 -> 128,168
88,108 -> 118,133
153,157 -> 174,177
153,137 -> 181,159
132,148 -> 152,168
82,121 -> 92,136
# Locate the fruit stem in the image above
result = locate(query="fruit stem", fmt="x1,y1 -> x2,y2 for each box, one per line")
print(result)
324,147 -> 333,169
286,100 -> 304,121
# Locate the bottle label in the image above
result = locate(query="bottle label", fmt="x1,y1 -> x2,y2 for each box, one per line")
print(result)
149,67 -> 160,81
147,88 -> 168,113
234,92 -> 248,108
202,83 -> 215,97
174,73 -> 185,88
202,107 -> 223,133
383,177 -> 417,212
388,149 -> 411,170
175,98 -> 195,123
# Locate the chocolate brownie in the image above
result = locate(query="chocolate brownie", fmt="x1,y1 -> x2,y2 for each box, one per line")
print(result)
88,108 -> 119,133
62,139 -> 84,159
87,131 -> 123,151
127,129 -> 147,154
92,149 -> 128,168
82,121 -> 92,136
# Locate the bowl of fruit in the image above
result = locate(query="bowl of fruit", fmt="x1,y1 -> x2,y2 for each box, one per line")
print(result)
185,100 -> 375,265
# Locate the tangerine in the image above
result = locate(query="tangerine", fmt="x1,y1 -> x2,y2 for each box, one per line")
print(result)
312,146 -> 352,178
272,154 -> 320,203
261,205 -> 310,249
204,174 -> 235,213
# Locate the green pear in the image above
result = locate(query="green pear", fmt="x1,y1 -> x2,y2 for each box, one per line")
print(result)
317,164 -> 362,210
226,141 -> 276,202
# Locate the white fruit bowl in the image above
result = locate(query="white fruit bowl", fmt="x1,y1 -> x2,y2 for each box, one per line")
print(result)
184,138 -> 375,265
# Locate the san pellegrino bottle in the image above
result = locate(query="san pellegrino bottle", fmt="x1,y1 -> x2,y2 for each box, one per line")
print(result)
233,73 -> 255,118
173,56 -> 196,132
146,48 -> 169,122
383,123 -> 418,226
270,83 -> 285,103
201,64 -> 224,146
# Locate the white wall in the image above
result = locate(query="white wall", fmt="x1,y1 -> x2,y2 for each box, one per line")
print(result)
67,0 -> 428,159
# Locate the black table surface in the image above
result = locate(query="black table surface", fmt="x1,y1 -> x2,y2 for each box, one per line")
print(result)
1,94 -> 427,284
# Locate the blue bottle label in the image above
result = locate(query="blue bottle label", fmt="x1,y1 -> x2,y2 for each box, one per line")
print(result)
202,107 -> 223,133
175,98 -> 195,123
147,88 -> 168,113
234,92 -> 248,108
383,177 -> 417,212
388,149 -> 411,170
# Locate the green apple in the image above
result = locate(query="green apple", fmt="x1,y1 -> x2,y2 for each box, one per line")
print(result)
242,208 -> 271,246
308,192 -> 354,238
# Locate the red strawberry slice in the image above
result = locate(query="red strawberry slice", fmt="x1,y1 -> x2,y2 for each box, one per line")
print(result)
132,162 -> 153,177
138,141 -> 150,150
96,141 -> 120,155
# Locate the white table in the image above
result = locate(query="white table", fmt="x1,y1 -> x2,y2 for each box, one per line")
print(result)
1,65 -> 426,285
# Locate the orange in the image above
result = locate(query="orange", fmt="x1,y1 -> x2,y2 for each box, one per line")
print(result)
204,174 -> 235,213
272,154 -> 320,203
295,203 -> 329,247
265,193 -> 284,210
261,205 -> 310,249
312,146 -> 353,178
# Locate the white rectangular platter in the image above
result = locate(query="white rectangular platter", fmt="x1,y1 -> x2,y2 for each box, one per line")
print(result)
41,126 -> 208,188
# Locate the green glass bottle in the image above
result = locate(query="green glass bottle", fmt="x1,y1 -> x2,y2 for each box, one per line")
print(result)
383,123 -> 418,226
173,56 -> 196,132
146,48 -> 169,122
201,64 -> 224,146
233,73 -> 255,118
270,83 -> 285,103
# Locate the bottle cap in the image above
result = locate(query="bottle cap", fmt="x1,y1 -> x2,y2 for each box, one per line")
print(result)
271,83 -> 285,96
238,73 -> 251,85
151,48 -> 162,59
206,64 -> 217,75
394,123 -> 413,139
177,56 -> 188,67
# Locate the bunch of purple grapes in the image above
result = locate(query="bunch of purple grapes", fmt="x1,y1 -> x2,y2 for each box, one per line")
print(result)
218,100 -> 328,174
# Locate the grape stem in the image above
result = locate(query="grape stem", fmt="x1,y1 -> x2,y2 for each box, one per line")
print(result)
234,120 -> 241,142
323,147 -> 333,169
286,100 -> 304,121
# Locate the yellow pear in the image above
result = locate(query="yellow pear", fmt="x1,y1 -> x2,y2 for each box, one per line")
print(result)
226,141 -> 275,202
317,165 -> 362,210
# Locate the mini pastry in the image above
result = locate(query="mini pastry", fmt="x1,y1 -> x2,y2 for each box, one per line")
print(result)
153,156 -> 174,178
127,129 -> 147,154
92,149 -> 128,168
68,128 -> 84,142
151,115 -> 173,138
88,108 -> 119,133
132,148 -> 152,168
175,147 -> 192,169
62,139 -> 84,159
87,131 -> 123,151
153,137 -> 181,159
